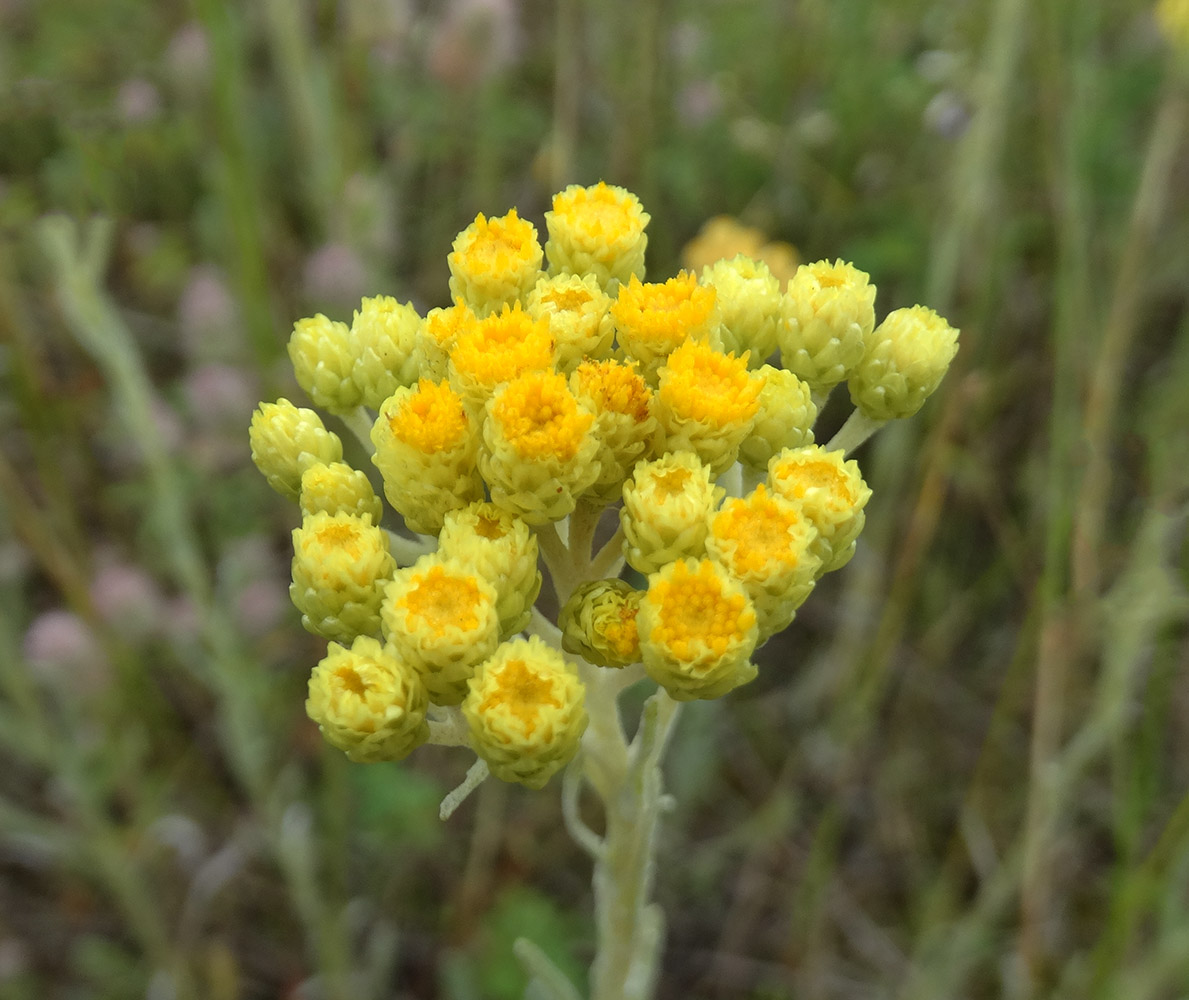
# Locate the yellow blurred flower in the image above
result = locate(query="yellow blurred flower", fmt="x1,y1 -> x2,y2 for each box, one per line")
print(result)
681,216 -> 799,288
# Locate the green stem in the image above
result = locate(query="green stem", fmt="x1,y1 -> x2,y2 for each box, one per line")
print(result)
825,409 -> 887,455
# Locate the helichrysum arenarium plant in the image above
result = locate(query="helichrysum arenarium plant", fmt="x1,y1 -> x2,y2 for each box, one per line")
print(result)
249,181 -> 959,1000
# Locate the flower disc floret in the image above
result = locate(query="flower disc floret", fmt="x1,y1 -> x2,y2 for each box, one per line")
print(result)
448,209 -> 544,316
767,445 -> 872,573
462,635 -> 588,789
381,555 -> 500,705
638,558 -> 758,701
371,379 -> 484,534
290,511 -> 395,642
544,182 -> 650,290
847,305 -> 959,420
306,636 -> 429,762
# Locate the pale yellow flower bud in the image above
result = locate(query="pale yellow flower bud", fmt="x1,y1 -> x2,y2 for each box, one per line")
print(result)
638,558 -> 758,701
701,255 -> 782,365
371,379 -> 485,535
437,502 -> 542,639
779,259 -> 876,393
462,635 -> 588,789
612,273 -> 721,381
738,365 -> 817,472
526,272 -> 615,371
570,359 -> 657,505
479,370 -> 600,525
290,511 -> 395,642
559,578 -> 643,668
349,295 -> 423,410
654,339 -> 763,477
620,451 -> 723,575
299,461 -> 383,522
288,313 -> 362,413
249,398 -> 343,499
767,445 -> 872,574
381,555 -> 501,706
544,182 -> 650,292
419,299 -> 478,382
447,304 -> 556,413
847,305 -> 959,420
306,636 -> 429,762
448,209 -> 544,317
706,485 -> 821,638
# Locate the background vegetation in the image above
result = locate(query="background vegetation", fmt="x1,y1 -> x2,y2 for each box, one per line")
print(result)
1,0 -> 1187,998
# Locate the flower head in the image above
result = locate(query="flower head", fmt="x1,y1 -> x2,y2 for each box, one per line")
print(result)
479,370 -> 600,524
779,259 -> 876,393
448,208 -> 544,316
701,255 -> 783,363
306,636 -> 429,762
847,305 -> 959,420
371,378 -> 484,534
655,339 -> 763,475
419,299 -> 478,381
288,313 -> 361,413
570,358 -> 657,504
526,271 -> 615,370
249,398 -> 343,499
738,365 -> 816,471
381,555 -> 500,705
612,272 -> 720,377
290,511 -> 395,642
767,445 -> 871,573
299,461 -> 383,522
620,450 -> 722,574
545,182 -> 650,291
638,558 -> 758,701
559,578 -> 643,668
462,635 -> 588,788
349,295 -> 423,409
447,304 -> 556,412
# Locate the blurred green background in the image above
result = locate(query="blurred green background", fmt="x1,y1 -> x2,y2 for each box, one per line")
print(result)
2,0 -> 1188,998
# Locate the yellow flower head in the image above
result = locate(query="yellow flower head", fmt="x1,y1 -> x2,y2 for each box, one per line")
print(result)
349,295 -> 423,409
462,635 -> 588,789
701,255 -> 783,364
479,371 -> 600,524
526,271 -> 616,370
779,259 -> 876,393
655,339 -> 763,476
381,554 -> 500,705
847,305 -> 959,420
681,216 -> 799,288
570,358 -> 657,504
288,313 -> 361,413
738,365 -> 817,471
419,299 -> 478,381
299,461 -> 383,522
544,181 -> 650,291
448,208 -> 544,316
559,578 -> 643,668
638,558 -> 758,701
437,501 -> 542,639
620,450 -> 723,574
290,511 -> 395,642
371,379 -> 484,534
1157,0 -> 1189,51
612,272 -> 721,376
249,398 -> 343,500
306,636 -> 429,762
447,304 -> 556,412
767,445 -> 872,573
706,484 -> 821,637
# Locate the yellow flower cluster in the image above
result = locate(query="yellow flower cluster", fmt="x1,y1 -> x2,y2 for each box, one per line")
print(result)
251,182 -> 958,785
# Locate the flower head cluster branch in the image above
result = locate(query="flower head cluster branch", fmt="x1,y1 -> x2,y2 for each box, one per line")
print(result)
249,181 -> 959,999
